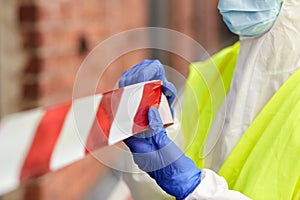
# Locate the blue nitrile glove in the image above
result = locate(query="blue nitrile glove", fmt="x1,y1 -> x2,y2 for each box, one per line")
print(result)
119,59 -> 177,107
124,107 -> 202,199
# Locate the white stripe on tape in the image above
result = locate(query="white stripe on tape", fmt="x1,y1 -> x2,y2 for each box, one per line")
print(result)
0,108 -> 45,194
50,94 -> 103,170
158,94 -> 173,125
108,83 -> 144,145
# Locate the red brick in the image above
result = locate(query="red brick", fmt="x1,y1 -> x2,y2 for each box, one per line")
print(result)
40,55 -> 82,73
23,57 -> 43,74
38,30 -> 79,48
19,4 -> 38,22
20,30 -> 42,49
59,0 -> 105,21
35,2 -> 62,22
23,80 -> 39,100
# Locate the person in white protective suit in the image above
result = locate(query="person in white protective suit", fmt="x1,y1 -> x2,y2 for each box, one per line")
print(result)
118,0 -> 300,199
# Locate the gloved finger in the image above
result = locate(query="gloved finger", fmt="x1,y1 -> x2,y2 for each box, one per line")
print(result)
170,107 -> 174,118
148,107 -> 176,149
120,64 -> 163,87
124,136 -> 153,153
130,129 -> 155,139
119,60 -> 177,105
148,106 -> 165,133
119,60 -> 151,87
161,81 -> 177,106
119,60 -> 164,87
121,60 -> 154,78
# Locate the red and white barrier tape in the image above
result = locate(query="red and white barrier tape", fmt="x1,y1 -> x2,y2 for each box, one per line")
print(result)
0,81 -> 173,195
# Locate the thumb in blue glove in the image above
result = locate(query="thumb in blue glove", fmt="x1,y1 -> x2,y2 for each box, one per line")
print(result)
124,107 -> 202,199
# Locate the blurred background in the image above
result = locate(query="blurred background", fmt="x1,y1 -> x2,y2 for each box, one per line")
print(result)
0,0 -> 237,199
0,0 -> 237,117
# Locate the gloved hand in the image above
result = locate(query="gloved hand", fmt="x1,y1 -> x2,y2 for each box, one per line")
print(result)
119,60 -> 201,199
125,107 -> 202,199
119,59 -> 177,107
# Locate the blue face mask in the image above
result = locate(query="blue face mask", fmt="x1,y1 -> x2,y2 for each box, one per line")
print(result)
218,0 -> 283,37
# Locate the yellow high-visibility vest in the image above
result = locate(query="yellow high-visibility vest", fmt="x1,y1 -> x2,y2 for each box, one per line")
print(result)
182,42 -> 240,168
182,42 -> 300,199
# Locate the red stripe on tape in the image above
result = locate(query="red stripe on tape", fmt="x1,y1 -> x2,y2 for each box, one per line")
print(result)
20,103 -> 71,181
132,81 -> 162,134
85,88 -> 124,153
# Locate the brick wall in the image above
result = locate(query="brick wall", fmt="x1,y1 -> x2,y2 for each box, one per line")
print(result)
18,0 -> 149,109
1,0 -> 149,198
